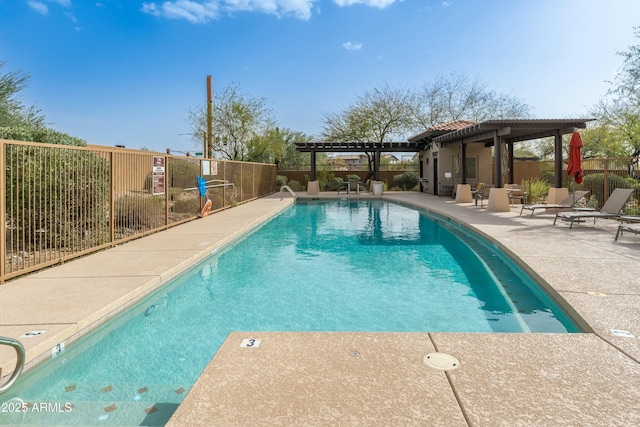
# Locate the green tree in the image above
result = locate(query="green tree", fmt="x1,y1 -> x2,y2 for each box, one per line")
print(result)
1,61 -> 106,254
0,126 -> 86,146
249,127 -> 313,166
187,82 -> 275,161
1,61 -> 86,146
321,83 -> 416,175
0,61 -> 45,128
588,27 -> 640,158
412,71 -> 532,129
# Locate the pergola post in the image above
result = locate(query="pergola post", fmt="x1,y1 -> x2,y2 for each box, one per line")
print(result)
460,142 -> 467,184
493,132 -> 502,188
374,150 -> 381,181
310,150 -> 317,181
554,130 -> 563,188
508,142 -> 514,184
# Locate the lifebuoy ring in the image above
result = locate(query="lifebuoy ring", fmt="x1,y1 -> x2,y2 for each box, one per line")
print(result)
201,198 -> 212,217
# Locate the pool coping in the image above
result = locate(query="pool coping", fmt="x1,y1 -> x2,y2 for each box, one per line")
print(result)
2,192 -> 639,425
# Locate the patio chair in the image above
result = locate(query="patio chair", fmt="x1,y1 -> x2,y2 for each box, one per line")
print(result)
337,181 -> 349,194
338,179 -> 366,195
507,184 -> 527,206
520,190 -> 590,218
474,184 -> 493,206
471,183 -> 483,199
438,182 -> 455,198
615,216 -> 640,241
553,188 -> 634,229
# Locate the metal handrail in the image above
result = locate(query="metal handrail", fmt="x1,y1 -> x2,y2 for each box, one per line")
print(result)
279,185 -> 297,200
0,336 -> 25,394
185,179 -> 238,199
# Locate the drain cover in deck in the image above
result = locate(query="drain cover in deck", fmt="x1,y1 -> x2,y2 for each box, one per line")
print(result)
424,352 -> 459,371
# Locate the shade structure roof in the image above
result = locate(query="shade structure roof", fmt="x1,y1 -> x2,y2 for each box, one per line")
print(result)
408,120 -> 478,144
432,119 -> 593,146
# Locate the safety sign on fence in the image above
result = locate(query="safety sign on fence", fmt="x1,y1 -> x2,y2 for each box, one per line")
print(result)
152,156 -> 165,195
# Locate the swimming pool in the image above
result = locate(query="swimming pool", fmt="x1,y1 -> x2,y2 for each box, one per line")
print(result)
1,199 -> 580,426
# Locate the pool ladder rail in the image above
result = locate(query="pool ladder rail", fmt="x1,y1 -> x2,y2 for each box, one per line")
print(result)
280,185 -> 297,200
0,336 -> 25,394
184,179 -> 238,199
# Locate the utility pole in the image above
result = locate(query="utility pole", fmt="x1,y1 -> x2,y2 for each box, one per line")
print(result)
206,75 -> 213,159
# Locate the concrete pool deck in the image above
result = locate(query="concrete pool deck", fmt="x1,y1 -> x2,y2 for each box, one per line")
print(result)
2,192 -> 640,426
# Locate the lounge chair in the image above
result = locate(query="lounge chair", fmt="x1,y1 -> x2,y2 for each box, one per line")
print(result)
615,216 -> 640,241
520,190 -> 590,217
553,188 -> 634,229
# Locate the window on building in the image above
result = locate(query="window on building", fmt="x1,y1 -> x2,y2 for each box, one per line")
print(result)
466,156 -> 478,180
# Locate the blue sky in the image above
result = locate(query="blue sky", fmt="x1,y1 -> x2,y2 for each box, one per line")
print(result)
1,0 -> 639,153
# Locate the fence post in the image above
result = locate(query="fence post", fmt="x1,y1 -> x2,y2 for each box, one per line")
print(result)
109,151 -> 115,245
164,155 -> 169,227
603,158 -> 609,201
0,140 -> 5,283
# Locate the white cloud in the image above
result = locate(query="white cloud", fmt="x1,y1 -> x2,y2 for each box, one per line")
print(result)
342,41 -> 362,51
442,1 -> 451,6
28,1 -> 49,14
226,0 -> 315,20
142,1 -> 220,23
27,0 -> 73,15
333,0 -> 397,9
142,0 -> 317,22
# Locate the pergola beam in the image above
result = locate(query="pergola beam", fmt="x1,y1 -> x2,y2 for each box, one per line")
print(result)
460,127 -> 511,145
294,141 -> 424,185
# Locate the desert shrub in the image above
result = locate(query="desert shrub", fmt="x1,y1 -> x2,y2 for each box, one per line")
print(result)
114,195 -> 165,231
172,196 -> 200,214
168,158 -> 200,189
287,180 -> 305,191
1,125 -> 87,146
393,172 -> 419,191
521,177 -> 550,203
317,170 -> 336,191
5,145 -> 110,250
582,173 -> 635,207
324,177 -> 343,191
276,175 -> 288,188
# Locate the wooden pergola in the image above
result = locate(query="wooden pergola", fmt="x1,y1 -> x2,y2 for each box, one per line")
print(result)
294,141 -> 427,181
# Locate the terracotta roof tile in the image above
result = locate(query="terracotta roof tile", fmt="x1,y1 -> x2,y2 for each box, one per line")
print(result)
426,120 -> 477,132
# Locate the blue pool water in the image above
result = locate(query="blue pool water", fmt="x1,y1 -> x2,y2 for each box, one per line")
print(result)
1,200 -> 579,426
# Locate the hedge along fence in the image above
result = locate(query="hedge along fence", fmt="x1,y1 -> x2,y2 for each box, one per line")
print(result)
1,139 -> 276,282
